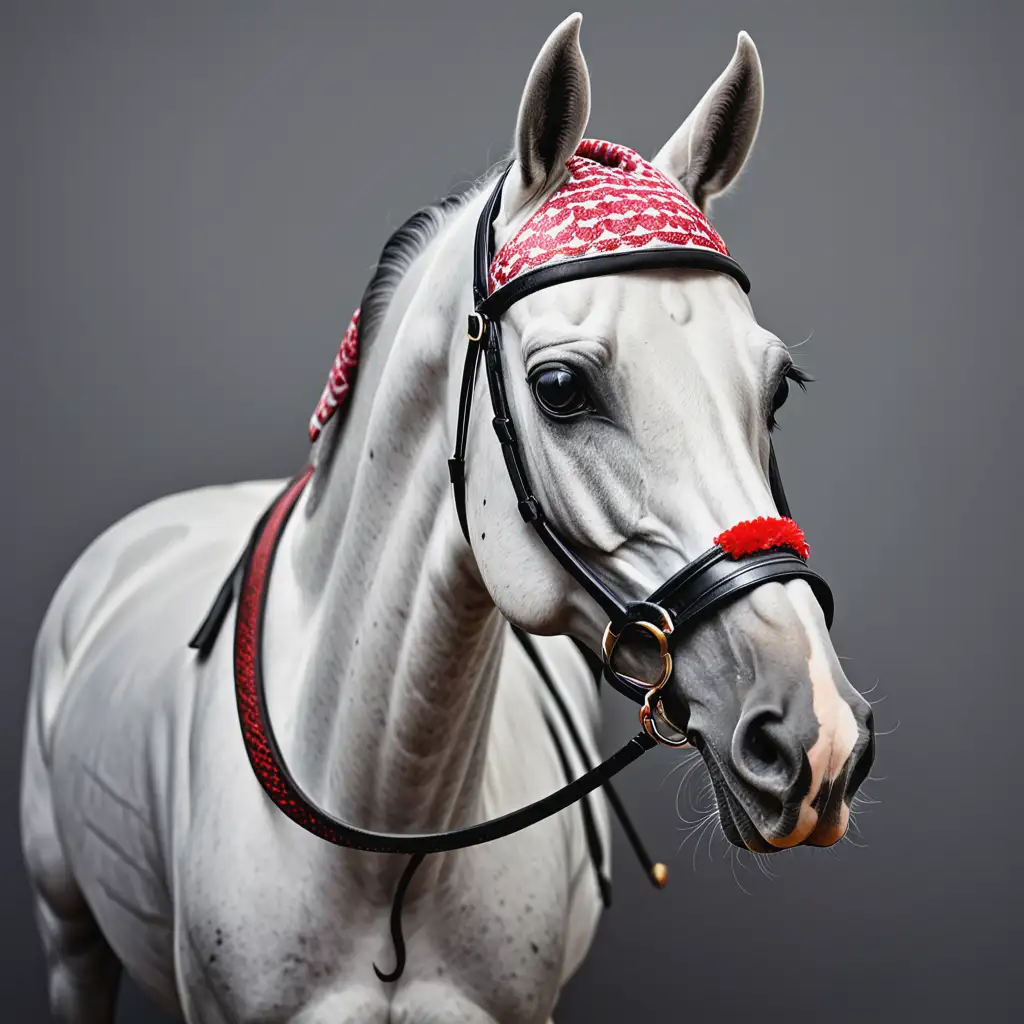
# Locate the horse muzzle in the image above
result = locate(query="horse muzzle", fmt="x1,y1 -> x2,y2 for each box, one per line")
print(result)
600,527 -> 835,747
684,675 -> 875,853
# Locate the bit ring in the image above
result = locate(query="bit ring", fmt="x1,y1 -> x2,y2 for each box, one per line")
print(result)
601,607 -> 674,693
640,693 -> 691,748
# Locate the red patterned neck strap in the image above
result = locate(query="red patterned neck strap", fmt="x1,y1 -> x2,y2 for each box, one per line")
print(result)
228,465 -> 659,857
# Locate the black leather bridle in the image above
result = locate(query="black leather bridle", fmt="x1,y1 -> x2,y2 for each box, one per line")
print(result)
449,164 -> 833,742
181,154 -> 846,985
192,161 -> 834,859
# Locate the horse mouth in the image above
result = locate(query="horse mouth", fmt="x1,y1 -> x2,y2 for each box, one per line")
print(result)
693,737 -> 853,853
700,749 -> 777,854
692,736 -> 796,854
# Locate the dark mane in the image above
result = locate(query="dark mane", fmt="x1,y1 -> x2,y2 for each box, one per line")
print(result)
306,167 -> 500,493
355,186 -> 475,351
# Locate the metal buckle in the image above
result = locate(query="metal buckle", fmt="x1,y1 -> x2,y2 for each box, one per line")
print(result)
601,605 -> 689,748
467,312 -> 486,342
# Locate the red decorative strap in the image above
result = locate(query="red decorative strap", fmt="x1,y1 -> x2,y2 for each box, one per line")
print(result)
230,466 -> 660,856
309,308 -> 360,442
233,466 -> 355,844
714,516 -> 810,561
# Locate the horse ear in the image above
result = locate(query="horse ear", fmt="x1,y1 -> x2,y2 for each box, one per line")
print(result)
503,13 -> 591,220
652,31 -> 764,213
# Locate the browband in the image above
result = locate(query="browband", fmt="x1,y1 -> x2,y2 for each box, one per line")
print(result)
481,247 -> 749,320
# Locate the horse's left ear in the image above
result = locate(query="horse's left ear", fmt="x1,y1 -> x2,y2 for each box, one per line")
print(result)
503,13 -> 591,221
652,31 -> 764,213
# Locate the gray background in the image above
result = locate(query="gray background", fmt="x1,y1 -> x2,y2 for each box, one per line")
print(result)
4,1 -> 1022,1020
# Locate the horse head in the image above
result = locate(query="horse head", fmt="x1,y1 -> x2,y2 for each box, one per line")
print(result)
465,14 -> 875,853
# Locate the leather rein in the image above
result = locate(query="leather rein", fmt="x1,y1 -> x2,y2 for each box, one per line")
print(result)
190,162 -> 835,860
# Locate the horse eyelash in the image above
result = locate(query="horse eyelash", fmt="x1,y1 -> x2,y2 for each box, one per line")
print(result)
786,362 -> 813,389
768,362 -> 813,432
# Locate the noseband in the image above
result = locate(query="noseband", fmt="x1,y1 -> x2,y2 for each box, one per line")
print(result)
193,141 -> 834,862
449,159 -> 833,746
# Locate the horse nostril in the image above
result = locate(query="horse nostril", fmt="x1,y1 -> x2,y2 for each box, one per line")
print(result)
745,718 -> 781,770
731,709 -> 799,798
727,705 -> 813,842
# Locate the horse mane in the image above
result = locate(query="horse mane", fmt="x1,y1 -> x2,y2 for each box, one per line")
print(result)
307,164 -> 502,499
354,174 -> 489,351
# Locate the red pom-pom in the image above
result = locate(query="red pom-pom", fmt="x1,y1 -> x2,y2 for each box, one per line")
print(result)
714,517 -> 810,560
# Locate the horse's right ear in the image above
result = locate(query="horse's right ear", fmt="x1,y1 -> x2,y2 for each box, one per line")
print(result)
651,31 -> 763,213
502,13 -> 591,222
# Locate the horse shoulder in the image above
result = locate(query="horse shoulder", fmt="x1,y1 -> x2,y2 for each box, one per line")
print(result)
25,479 -> 284,1013
31,479 -> 281,744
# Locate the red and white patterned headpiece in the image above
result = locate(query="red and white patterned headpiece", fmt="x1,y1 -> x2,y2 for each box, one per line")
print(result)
309,139 -> 731,441
489,138 -> 730,294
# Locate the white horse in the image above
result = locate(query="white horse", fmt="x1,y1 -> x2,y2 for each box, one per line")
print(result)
20,15 -> 874,1024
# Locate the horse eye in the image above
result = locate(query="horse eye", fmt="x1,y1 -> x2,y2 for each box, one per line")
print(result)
771,376 -> 790,413
767,375 -> 790,431
529,365 -> 590,419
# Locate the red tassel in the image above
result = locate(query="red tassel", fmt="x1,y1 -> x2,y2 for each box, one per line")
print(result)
714,517 -> 810,560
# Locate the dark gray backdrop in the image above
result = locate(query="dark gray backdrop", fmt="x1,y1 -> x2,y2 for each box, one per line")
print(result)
5,1 -> 1022,1020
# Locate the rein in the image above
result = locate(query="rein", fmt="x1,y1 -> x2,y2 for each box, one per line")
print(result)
192,463 -> 658,856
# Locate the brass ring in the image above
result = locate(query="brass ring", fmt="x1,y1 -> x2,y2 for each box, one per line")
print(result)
467,312 -> 486,342
640,692 -> 691,748
601,611 -> 674,693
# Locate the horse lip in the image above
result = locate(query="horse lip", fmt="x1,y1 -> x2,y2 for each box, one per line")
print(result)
802,769 -> 852,847
692,736 -> 777,854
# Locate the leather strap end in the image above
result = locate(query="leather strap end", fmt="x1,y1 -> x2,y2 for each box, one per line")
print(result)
492,416 -> 516,445
448,458 -> 471,543
518,497 -> 541,523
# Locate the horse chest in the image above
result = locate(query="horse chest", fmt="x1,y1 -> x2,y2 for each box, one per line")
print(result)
179,813 -> 576,1023
406,833 -> 574,1015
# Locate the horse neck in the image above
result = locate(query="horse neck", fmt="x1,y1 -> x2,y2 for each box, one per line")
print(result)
263,189 -> 507,849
